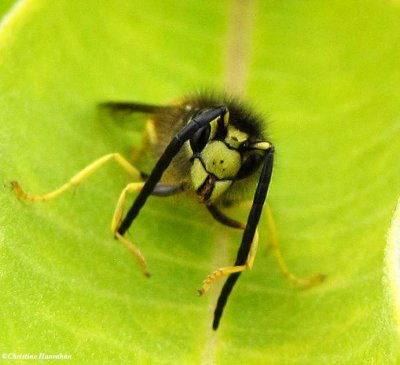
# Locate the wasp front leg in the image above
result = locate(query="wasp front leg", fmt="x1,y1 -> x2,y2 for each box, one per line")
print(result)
112,181 -> 185,277
111,181 -> 151,277
198,229 -> 259,295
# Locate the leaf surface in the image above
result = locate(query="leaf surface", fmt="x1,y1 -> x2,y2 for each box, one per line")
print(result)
1,1 -> 400,364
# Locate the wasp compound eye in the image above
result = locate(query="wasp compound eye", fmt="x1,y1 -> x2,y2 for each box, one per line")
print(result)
190,125 -> 211,153
237,153 -> 264,180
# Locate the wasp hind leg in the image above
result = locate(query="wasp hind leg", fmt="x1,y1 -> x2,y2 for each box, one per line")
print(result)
265,205 -> 325,287
11,153 -> 141,202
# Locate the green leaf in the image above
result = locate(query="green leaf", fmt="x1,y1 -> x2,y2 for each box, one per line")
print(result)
0,0 -> 15,20
1,0 -> 400,363
387,199 -> 400,335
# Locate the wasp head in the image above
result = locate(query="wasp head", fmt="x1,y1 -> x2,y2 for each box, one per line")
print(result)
187,107 -> 270,203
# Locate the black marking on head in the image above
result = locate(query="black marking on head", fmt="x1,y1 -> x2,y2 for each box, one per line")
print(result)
236,152 -> 264,180
183,92 -> 265,142
190,124 -> 211,153
214,115 -> 227,140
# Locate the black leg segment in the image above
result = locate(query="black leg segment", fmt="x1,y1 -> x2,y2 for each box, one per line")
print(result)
151,183 -> 185,197
206,204 -> 244,230
213,145 -> 274,330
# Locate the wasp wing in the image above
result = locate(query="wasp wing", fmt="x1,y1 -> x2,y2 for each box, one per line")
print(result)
99,101 -> 173,114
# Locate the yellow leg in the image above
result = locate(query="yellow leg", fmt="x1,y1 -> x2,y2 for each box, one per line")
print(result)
11,153 -> 141,202
115,232 -> 150,277
111,182 -> 150,277
111,182 -> 145,233
146,119 -> 158,145
12,153 -> 150,276
131,119 -> 158,162
265,205 -> 325,287
198,230 -> 259,296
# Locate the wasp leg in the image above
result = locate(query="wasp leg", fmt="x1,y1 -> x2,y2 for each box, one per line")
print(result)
265,205 -> 325,287
131,119 -> 158,163
207,204 -> 245,230
111,181 -> 151,277
151,183 -> 185,196
198,229 -> 259,296
11,153 -> 141,202
112,182 -> 185,277
216,201 -> 325,288
99,101 -> 163,162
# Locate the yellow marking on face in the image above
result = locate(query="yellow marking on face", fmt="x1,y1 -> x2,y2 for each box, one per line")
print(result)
251,141 -> 271,150
190,143 -> 237,201
190,158 -> 209,190
225,126 -> 248,149
202,141 -> 241,179
209,117 -> 220,140
223,110 -> 229,126
209,180 -> 232,201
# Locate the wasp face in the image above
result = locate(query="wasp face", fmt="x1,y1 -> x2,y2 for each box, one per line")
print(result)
188,108 -> 267,203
